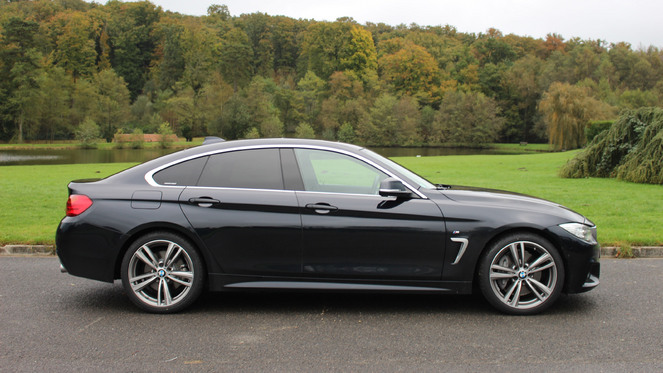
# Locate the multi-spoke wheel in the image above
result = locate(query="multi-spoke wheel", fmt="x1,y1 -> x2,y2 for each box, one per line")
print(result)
121,232 -> 204,313
478,233 -> 564,315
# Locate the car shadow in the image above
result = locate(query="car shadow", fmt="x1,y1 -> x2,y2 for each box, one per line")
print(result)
194,291 -> 490,316
192,291 -> 599,316
60,281 -> 599,317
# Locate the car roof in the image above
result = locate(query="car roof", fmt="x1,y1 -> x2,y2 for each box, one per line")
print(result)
106,138 -> 370,183
196,138 -> 365,152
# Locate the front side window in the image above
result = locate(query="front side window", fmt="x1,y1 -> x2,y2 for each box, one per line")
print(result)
294,149 -> 388,195
197,149 -> 284,190
360,148 -> 435,190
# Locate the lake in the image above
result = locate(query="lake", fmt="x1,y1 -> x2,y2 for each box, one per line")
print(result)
0,146 -> 532,166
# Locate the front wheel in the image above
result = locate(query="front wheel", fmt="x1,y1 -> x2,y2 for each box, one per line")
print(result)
121,232 -> 204,313
478,233 -> 565,315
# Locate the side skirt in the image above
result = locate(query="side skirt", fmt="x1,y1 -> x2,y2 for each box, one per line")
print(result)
207,274 -> 472,294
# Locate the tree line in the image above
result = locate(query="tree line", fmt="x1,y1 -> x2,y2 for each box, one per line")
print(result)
1,0 -> 662,149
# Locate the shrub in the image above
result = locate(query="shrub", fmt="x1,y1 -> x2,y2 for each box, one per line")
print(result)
75,118 -> 100,149
130,128 -> 144,149
585,120 -> 613,143
157,122 -> 174,149
113,129 -> 126,149
560,107 -> 663,184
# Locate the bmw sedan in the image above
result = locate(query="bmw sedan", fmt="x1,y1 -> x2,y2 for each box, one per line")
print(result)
56,138 -> 600,315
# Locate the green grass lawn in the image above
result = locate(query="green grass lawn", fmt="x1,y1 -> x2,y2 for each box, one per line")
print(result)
1,151 -> 661,246
395,151 -> 663,246
489,143 -> 552,152
0,163 -> 137,245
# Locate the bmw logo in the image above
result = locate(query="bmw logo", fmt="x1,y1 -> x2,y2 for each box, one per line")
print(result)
158,269 -> 166,277
519,271 -> 527,279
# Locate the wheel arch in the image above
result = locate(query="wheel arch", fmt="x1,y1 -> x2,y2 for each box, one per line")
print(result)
113,223 -> 213,280
471,226 -> 567,287
473,226 -> 568,314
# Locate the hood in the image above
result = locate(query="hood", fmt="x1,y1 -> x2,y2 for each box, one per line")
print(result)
431,185 -> 589,225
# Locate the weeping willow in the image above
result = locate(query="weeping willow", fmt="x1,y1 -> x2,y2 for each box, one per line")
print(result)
539,82 -> 615,151
560,107 -> 663,185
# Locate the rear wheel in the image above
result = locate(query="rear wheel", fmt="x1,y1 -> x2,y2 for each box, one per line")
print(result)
478,233 -> 564,315
121,232 -> 204,313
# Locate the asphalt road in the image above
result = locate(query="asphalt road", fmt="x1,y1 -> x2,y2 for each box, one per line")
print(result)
1,257 -> 662,372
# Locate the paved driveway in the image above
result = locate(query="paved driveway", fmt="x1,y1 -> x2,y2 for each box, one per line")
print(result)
1,257 -> 662,372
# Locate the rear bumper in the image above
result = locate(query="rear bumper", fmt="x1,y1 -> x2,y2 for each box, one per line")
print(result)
56,217 -> 119,283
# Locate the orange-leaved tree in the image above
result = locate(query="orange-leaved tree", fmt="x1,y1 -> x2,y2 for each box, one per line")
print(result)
539,82 -> 615,150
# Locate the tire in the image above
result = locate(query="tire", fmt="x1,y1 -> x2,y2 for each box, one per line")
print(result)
478,232 -> 565,315
121,232 -> 204,313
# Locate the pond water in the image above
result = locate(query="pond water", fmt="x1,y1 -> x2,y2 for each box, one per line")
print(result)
0,146 -> 528,166
0,148 -> 179,166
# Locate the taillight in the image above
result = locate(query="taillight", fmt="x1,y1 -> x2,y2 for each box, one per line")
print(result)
66,194 -> 93,217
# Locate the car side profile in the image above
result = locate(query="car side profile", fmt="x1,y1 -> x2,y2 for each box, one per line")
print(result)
56,138 -> 600,315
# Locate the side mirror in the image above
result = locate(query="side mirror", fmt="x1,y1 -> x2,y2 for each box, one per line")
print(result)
379,178 -> 414,199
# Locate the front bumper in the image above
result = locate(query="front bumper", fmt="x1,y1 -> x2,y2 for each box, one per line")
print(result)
563,239 -> 601,293
578,261 -> 600,292
547,225 -> 601,294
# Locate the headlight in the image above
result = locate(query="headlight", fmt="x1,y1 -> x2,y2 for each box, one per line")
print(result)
559,223 -> 597,244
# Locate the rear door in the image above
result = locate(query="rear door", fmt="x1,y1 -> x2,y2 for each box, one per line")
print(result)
178,148 -> 302,276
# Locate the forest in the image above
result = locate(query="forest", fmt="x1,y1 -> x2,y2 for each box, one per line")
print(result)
1,0 -> 662,148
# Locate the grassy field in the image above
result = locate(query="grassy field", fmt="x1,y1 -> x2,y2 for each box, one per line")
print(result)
1,151 -> 661,245
396,151 -> 662,246
490,143 -> 552,152
0,163 -> 137,245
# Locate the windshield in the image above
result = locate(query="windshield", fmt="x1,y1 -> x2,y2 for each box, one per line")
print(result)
360,149 -> 436,190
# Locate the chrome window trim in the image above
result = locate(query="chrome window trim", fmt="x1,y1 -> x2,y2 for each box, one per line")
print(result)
295,190 -> 395,199
144,144 -> 428,199
183,185 -> 296,194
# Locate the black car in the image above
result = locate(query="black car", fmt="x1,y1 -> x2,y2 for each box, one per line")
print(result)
56,138 -> 600,315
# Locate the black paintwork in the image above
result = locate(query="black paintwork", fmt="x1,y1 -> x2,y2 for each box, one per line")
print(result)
56,138 -> 600,295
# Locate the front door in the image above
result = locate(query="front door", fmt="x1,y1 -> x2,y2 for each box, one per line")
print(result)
292,148 -> 446,280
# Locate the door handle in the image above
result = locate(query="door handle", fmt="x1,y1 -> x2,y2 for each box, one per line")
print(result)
188,197 -> 220,208
305,203 -> 338,214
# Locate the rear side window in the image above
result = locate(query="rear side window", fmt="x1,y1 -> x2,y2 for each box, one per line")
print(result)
197,149 -> 284,190
153,156 -> 208,186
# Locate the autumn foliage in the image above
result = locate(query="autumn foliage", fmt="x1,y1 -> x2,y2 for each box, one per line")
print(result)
1,0 -> 662,148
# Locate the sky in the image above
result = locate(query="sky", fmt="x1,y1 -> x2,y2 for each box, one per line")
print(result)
97,0 -> 663,49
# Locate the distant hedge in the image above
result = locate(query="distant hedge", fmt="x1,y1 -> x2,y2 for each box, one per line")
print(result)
560,107 -> 663,184
585,120 -> 614,143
